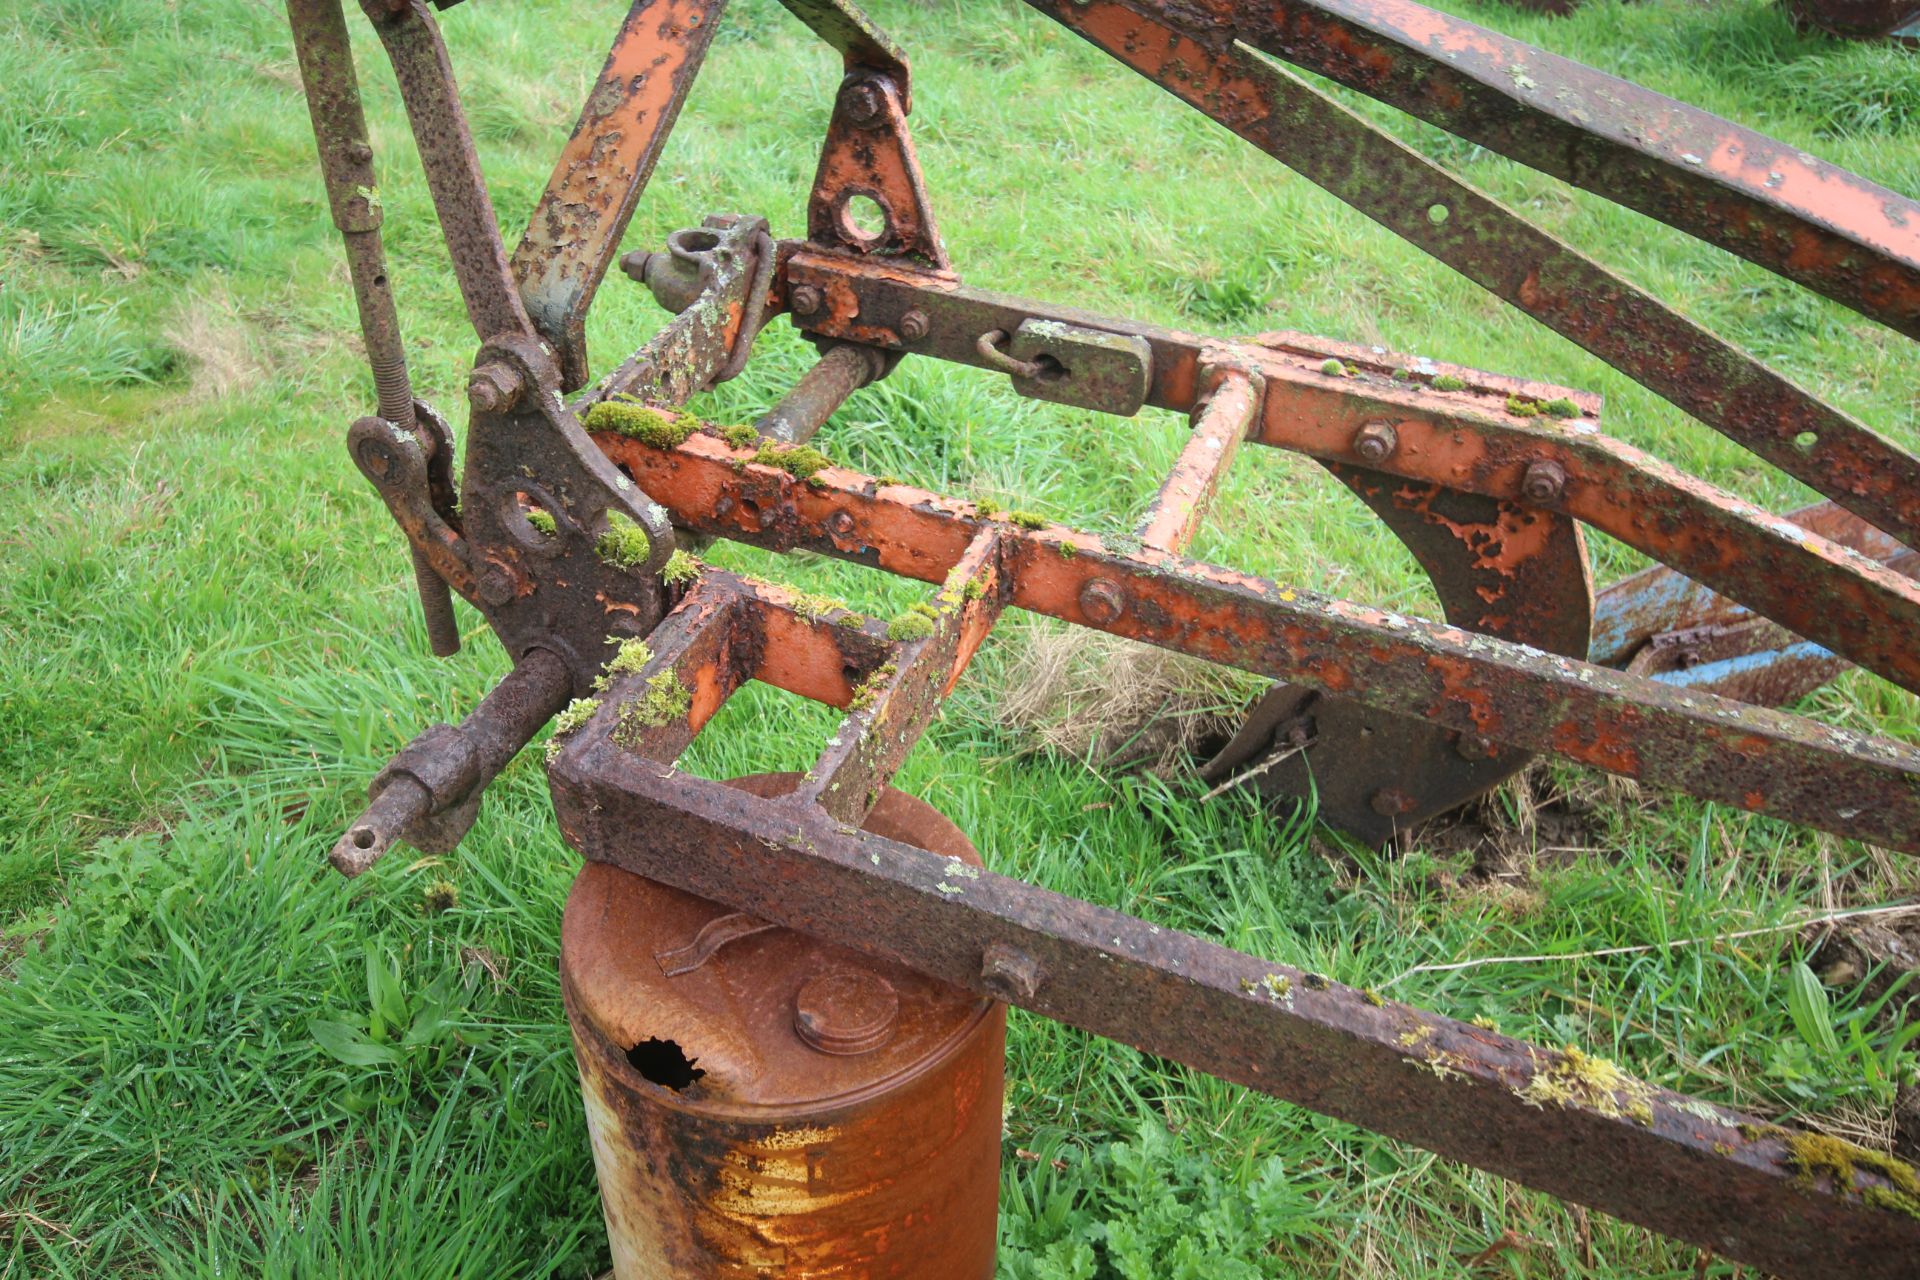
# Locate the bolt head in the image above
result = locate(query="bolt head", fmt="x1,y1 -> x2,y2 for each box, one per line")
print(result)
1520,460 -> 1566,504
1353,421 -> 1398,465
842,81 -> 883,126
899,309 -> 930,342
827,510 -> 856,537
789,284 -> 823,317
1455,732 -> 1499,761
467,363 -> 524,415
618,250 -> 653,285
477,567 -> 516,607
1079,578 -> 1126,626
981,942 -> 1043,1002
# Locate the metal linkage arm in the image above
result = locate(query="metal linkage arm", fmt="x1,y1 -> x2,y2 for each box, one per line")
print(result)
512,0 -> 732,390
547,586 -> 1920,1280
358,0 -> 534,344
1020,0 -> 1920,552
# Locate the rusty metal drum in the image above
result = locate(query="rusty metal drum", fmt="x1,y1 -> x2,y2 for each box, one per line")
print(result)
560,773 -> 1006,1279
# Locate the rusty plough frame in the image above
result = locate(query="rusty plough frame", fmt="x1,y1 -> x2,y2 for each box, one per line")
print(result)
288,0 -> 1920,1271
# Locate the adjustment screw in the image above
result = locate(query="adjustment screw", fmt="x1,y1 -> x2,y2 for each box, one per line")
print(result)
842,81 -> 883,127
1520,460 -> 1566,505
1352,421 -> 1398,465
1079,578 -> 1126,626
981,942 -> 1043,1002
477,567 -> 516,607
468,362 -> 524,414
789,284 -> 824,318
898,309 -> 930,342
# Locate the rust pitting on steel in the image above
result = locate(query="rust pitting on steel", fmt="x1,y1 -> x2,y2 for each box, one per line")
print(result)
293,0 -> 1920,1273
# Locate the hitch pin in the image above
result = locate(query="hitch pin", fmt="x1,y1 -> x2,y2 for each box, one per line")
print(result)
331,648 -> 574,876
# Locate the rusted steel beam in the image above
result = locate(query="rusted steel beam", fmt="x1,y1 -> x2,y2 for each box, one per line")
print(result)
549,741 -> 1920,1280
775,0 -> 910,85
790,528 -> 1006,824
512,0 -> 730,391
598,428 -> 1920,851
1595,500 -> 1920,704
786,254 -> 1920,695
1018,0 -> 1920,552
286,0 -> 460,657
1031,0 -> 1920,340
1235,342 -> 1920,697
358,0 -> 534,344
552,577 -> 747,771
1136,368 -> 1261,553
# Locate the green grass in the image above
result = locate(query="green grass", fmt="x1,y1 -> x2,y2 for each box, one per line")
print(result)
2,0 -> 1917,1274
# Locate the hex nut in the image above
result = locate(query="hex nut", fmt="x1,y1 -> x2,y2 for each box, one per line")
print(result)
1079,578 -> 1126,625
467,362 -> 525,414
842,81 -> 883,127
789,284 -> 824,317
1521,460 -> 1567,505
1353,421 -> 1398,465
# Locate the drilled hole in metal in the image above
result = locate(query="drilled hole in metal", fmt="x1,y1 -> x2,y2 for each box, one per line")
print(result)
838,193 -> 891,248
627,1037 -> 705,1091
351,827 -> 375,850
1794,430 -> 1819,453
1427,203 -> 1450,225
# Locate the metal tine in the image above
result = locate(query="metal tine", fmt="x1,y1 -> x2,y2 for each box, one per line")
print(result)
1136,367 -> 1262,554
789,528 -> 1006,825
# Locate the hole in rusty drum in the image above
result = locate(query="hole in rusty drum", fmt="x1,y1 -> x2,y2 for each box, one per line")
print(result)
627,1036 -> 705,1090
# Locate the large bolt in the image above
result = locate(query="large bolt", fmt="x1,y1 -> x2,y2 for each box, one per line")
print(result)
467,362 -> 525,415
1520,460 -> 1567,505
477,566 -> 517,607
980,942 -> 1043,1002
842,81 -> 883,127
899,309 -> 930,342
789,284 -> 824,318
1455,732 -> 1499,762
1352,421 -> 1398,465
618,249 -> 653,284
1079,578 -> 1126,625
827,510 -> 856,538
